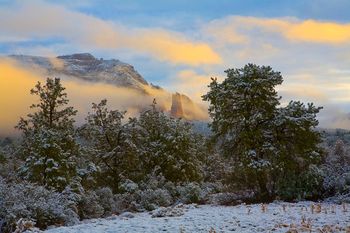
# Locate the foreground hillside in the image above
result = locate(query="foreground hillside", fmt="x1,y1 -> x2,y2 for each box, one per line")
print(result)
45,202 -> 350,233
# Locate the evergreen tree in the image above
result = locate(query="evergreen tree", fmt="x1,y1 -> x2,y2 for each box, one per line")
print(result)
203,64 -> 323,200
334,139 -> 345,158
274,101 -> 323,199
135,100 -> 203,183
16,78 -> 78,191
79,99 -> 141,192
203,64 -> 282,198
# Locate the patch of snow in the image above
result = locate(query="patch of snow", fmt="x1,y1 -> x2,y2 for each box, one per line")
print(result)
45,202 -> 350,233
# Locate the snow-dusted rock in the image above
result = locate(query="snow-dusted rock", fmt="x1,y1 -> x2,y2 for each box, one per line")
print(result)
119,212 -> 135,219
151,205 -> 185,218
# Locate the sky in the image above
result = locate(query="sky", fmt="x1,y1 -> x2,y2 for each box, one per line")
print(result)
1,0 -> 350,130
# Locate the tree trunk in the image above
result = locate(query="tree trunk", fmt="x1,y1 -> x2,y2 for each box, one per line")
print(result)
257,171 -> 270,202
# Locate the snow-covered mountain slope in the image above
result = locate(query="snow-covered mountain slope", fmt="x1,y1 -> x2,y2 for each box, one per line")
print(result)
9,53 -> 148,91
45,202 -> 350,233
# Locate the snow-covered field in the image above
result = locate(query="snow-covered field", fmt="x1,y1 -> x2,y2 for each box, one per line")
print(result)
46,202 -> 350,233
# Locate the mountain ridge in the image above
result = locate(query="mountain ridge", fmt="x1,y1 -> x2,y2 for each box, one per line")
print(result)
9,53 -> 148,91
7,53 -> 208,121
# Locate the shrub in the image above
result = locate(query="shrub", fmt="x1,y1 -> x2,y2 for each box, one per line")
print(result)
95,187 -> 115,215
177,182 -> 204,204
77,190 -> 104,219
0,178 -> 78,232
139,188 -> 173,211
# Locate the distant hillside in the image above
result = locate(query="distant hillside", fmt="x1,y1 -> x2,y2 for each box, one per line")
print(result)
319,128 -> 350,146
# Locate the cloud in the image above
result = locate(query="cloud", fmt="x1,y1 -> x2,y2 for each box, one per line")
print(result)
0,58 -> 39,136
205,16 -> 350,45
0,58 -> 175,136
285,20 -> 350,43
119,29 -> 221,66
278,84 -> 329,103
0,1 -> 221,66
170,70 -> 213,102
317,104 -> 350,130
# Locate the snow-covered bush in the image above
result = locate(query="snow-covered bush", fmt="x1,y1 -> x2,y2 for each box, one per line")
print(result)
95,187 -> 115,215
209,193 -> 242,205
177,182 -> 204,204
326,192 -> 350,204
114,181 -> 173,212
0,178 -> 78,232
0,140 -> 21,181
322,139 -> 350,197
66,183 -> 115,219
139,188 -> 173,211
114,193 -> 140,213
78,190 -> 104,219
275,164 -> 324,200
203,152 -> 229,183
119,179 -> 139,193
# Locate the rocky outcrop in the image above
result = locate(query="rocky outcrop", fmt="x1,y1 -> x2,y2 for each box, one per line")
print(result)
170,93 -> 184,118
170,92 -> 203,120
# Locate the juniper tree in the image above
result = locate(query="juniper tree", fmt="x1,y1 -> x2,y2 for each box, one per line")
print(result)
79,99 -> 142,192
16,78 -> 78,191
135,100 -> 203,183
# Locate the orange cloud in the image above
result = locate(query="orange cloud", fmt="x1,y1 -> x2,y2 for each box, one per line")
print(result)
0,59 -> 41,135
172,70 -> 213,102
0,58 -> 212,136
285,20 -> 350,43
168,69 -> 224,120
205,16 -> 350,44
127,30 -> 222,66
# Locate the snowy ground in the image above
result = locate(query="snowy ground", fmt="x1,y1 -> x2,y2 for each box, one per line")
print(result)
46,202 -> 350,233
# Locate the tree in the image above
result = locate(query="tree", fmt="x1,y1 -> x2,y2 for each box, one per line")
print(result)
203,64 -> 323,200
321,138 -> 350,197
79,99 -> 142,192
273,101 -> 323,199
135,100 -> 204,183
16,78 -> 78,191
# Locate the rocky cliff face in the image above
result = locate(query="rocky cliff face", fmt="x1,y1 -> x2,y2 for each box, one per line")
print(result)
170,93 -> 184,118
170,92 -> 206,120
